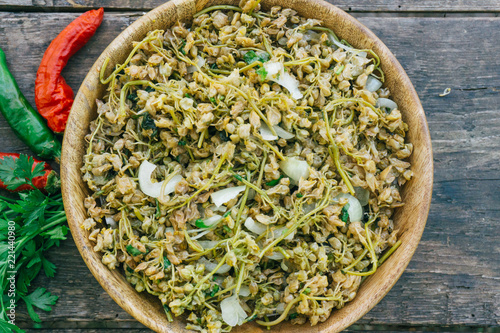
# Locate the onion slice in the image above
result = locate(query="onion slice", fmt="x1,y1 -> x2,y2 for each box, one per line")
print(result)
260,122 -> 295,141
259,122 -> 278,140
244,217 -> 268,234
239,285 -> 251,297
273,125 -> 295,139
263,62 -> 303,99
335,193 -> 363,222
211,186 -> 246,207
221,295 -> 247,326
366,75 -> 382,92
279,157 -> 310,185
266,250 -> 285,260
138,160 -> 183,198
199,257 -> 232,274
105,216 -> 117,228
377,98 -> 398,111
354,186 -> 370,206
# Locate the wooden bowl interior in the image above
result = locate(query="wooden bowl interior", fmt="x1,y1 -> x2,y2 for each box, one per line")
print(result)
61,1 -> 433,332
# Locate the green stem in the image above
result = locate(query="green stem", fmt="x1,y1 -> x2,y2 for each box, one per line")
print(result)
378,240 -> 401,265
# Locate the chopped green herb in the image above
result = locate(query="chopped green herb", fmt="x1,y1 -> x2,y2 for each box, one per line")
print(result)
218,95 -> 225,100
141,113 -> 157,131
210,63 -> 218,70
179,39 -> 186,55
340,203 -> 350,224
296,193 -> 303,198
209,97 -> 216,104
163,256 -> 171,269
178,140 -> 187,146
223,225 -> 231,233
209,284 -> 219,297
289,313 -> 298,320
126,244 -> 144,257
256,66 -> 268,81
145,86 -> 155,93
265,175 -> 283,187
303,287 -> 311,294
233,174 -> 243,181
195,219 -> 207,228
185,93 -> 192,98
243,50 -> 270,65
127,92 -> 138,102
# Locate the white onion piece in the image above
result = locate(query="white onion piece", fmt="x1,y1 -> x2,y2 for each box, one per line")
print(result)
279,157 -> 310,185
199,214 -> 223,227
354,187 -> 370,206
138,161 -> 163,197
190,228 -> 212,240
105,216 -> 117,228
186,56 -> 206,73
244,217 -> 268,234
162,174 -> 183,196
259,122 -> 278,140
273,227 -> 294,241
138,160 -> 182,198
366,75 -> 383,92
266,250 -> 285,260
302,203 -> 316,213
197,240 -> 219,249
358,51 -> 367,58
239,285 -> 251,297
276,303 -> 286,313
199,257 -> 232,274
329,35 -> 354,51
274,125 -> 295,139
211,186 -> 246,207
221,295 -> 247,326
165,227 -> 175,234
263,62 -> 303,99
264,62 -> 282,76
377,98 -> 398,111
335,193 -> 363,222
275,71 -> 303,99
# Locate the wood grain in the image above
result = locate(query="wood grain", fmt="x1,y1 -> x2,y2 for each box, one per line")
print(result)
0,8 -> 498,333
1,0 -> 500,12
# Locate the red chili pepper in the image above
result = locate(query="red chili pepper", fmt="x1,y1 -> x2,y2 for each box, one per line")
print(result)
0,153 -> 59,192
35,8 -> 104,133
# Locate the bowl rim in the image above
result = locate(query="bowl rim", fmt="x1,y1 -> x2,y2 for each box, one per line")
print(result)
61,1 -> 433,332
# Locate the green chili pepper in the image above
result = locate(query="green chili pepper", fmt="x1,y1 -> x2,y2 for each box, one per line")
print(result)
0,48 -> 61,161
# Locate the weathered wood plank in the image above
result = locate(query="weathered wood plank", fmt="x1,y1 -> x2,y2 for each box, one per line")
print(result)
0,0 -> 500,12
0,12 -> 499,330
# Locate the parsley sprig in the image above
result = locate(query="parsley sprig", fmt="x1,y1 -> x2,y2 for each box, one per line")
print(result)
0,155 -> 67,332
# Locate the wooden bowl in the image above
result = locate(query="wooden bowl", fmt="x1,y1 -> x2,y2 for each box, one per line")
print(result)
61,0 -> 433,332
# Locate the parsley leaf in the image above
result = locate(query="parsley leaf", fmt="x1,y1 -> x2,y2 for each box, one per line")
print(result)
163,256 -> 171,269
340,203 -> 350,224
22,288 -> 58,323
243,50 -> 270,64
0,155 -> 44,191
126,244 -> 145,257
256,66 -> 268,81
0,154 -> 67,329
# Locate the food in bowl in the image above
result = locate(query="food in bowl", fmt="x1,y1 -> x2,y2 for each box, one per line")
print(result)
81,1 -> 413,331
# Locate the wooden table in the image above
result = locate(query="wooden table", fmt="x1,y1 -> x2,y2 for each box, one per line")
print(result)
1,1 -> 499,332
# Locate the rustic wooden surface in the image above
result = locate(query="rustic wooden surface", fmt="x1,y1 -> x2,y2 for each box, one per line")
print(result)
0,1 -> 499,332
